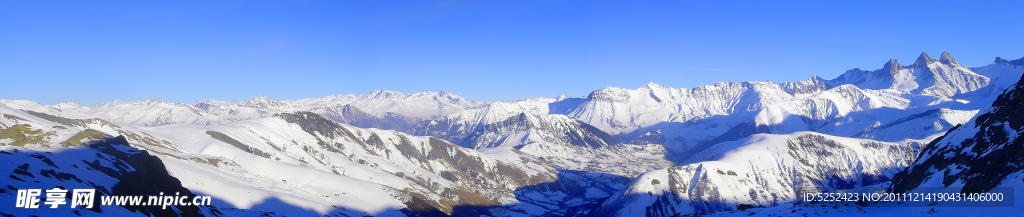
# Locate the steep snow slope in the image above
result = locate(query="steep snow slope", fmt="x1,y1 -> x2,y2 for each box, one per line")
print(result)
559,80 -> 817,136
890,70 -> 1024,196
828,52 -> 990,99
551,53 -> 1022,157
4,52 -> 1023,216
663,53 -> 1022,161
135,112 -> 566,215
413,101 -> 673,177
594,132 -> 922,216
0,108 -> 229,217
0,136 -> 224,217
700,64 -> 1024,217
2,103 -> 644,216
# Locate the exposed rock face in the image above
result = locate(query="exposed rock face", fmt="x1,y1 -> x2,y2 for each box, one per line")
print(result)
940,51 -> 960,66
910,52 -> 937,68
891,72 -> 1024,194
994,56 -> 1024,66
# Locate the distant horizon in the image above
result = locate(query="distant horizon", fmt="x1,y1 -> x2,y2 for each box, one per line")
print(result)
3,1 -> 1022,106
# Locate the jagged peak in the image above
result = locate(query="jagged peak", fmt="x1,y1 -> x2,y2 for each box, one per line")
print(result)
882,59 -> 905,73
995,56 -> 1024,66
596,86 -> 628,91
192,99 -> 227,108
641,82 -> 670,89
97,99 -> 126,107
145,98 -> 167,104
193,99 -> 220,104
436,90 -> 456,97
939,51 -> 959,66
587,86 -> 632,102
433,91 -> 466,100
251,95 -> 271,101
786,75 -> 826,85
410,90 -> 438,96
366,89 -> 406,98
55,101 -> 83,108
910,52 -> 936,68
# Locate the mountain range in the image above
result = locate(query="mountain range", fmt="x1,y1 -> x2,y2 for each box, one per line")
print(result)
2,52 -> 1023,216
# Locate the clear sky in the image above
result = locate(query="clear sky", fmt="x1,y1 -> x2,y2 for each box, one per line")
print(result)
3,1 -> 1022,106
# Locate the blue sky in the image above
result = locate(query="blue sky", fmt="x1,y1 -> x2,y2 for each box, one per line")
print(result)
3,1 -> 1022,106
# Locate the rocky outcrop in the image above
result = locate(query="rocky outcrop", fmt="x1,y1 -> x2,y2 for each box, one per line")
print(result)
890,72 -> 1024,194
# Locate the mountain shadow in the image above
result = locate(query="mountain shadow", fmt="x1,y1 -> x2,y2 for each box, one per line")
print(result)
1,136 -> 213,217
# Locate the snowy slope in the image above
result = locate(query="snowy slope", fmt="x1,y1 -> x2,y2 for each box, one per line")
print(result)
1,90 -> 488,131
666,53 -> 1021,161
890,69 -> 1024,196
558,80 -> 813,136
700,63 -> 1024,217
552,52 -> 1022,158
2,104 -> 644,216
827,52 -> 990,99
594,132 -> 922,216
0,107 -> 226,217
4,52 -> 1023,216
412,100 -> 673,177
137,112 -> 566,215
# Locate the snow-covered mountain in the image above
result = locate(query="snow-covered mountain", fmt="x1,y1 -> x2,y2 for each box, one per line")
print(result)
406,52 -> 1021,164
890,68 -> 1024,196
678,53 -> 1016,159
0,135 -> 221,217
0,104 -> 645,216
412,100 -> 673,177
3,52 -> 1024,216
690,57 -> 1024,217
826,52 -> 990,99
2,90 -> 488,131
586,53 -> 1024,216
592,132 -> 922,216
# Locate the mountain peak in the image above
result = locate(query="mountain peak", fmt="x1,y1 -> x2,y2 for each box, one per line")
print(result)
995,56 -> 1024,66
367,90 -> 405,98
145,98 -> 166,104
641,82 -> 669,89
97,99 -> 126,107
193,99 -> 221,104
910,52 -> 936,68
251,96 -> 271,101
882,59 -> 904,73
587,86 -> 631,103
939,51 -> 959,66
55,102 -> 83,108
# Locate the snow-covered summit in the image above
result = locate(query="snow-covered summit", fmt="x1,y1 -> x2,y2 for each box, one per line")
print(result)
2,90 -> 489,130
